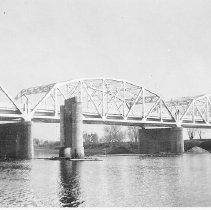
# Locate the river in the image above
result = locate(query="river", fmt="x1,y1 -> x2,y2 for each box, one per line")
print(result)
0,152 -> 211,207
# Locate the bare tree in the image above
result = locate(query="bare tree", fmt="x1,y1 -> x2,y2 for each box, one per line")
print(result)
83,132 -> 99,144
127,126 -> 139,143
197,129 -> 204,139
187,128 -> 196,140
103,125 -> 125,143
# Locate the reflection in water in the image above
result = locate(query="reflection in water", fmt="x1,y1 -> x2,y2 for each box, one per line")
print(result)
149,157 -> 182,206
59,161 -> 84,207
180,154 -> 211,206
1,154 -> 211,207
34,148 -> 59,158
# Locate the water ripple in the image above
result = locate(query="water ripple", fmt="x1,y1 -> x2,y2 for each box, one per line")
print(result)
0,154 -> 211,206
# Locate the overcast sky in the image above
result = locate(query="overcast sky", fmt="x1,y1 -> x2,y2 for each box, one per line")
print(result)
1,0 -> 211,140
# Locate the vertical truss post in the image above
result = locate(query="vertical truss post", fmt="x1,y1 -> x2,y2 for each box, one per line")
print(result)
102,79 -> 105,119
54,88 -> 58,116
23,103 -> 27,119
160,100 -> 163,122
142,87 -> 145,121
67,84 -> 70,96
192,102 -> 195,124
25,98 -> 32,121
80,80 -> 83,102
206,96 -> 209,124
123,81 -> 126,119
86,88 -> 89,110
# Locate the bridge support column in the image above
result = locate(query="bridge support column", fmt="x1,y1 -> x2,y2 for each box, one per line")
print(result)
138,127 -> 184,154
59,97 -> 84,159
21,121 -> 34,159
71,98 -> 84,158
59,105 -> 71,157
0,121 -> 34,159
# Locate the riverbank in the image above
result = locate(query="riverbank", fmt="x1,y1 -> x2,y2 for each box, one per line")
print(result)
34,139 -> 211,158
184,139 -> 211,152
84,142 -> 139,156
85,140 -> 211,155
35,142 -> 139,157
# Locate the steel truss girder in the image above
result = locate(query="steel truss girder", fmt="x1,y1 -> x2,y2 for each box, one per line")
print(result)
0,84 -> 24,120
15,83 -> 55,100
15,78 -> 175,124
167,94 -> 211,127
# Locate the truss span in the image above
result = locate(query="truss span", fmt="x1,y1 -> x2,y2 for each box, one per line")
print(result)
167,94 -> 211,128
0,83 -> 23,122
15,78 -> 176,126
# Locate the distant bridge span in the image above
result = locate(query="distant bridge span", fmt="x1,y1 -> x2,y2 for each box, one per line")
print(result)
0,78 -> 210,128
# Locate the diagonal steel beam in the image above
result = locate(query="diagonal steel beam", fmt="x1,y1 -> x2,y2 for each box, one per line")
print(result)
126,89 -> 143,117
145,97 -> 161,120
31,84 -> 56,115
0,84 -> 24,115
83,83 -> 102,117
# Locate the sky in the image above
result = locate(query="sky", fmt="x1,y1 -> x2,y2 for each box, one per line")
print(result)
1,0 -> 211,140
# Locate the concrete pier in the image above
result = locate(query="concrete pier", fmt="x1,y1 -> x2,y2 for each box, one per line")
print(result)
71,98 -> 84,158
22,121 -> 34,159
59,97 -> 84,159
138,127 -> 184,154
0,121 -> 34,159
59,105 -> 71,157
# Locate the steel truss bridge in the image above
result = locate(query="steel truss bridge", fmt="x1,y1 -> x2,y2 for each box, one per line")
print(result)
0,78 -> 211,128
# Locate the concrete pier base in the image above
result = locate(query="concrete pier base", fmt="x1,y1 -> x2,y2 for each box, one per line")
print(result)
71,146 -> 84,159
0,121 -> 34,159
139,127 -> 184,154
59,147 -> 71,157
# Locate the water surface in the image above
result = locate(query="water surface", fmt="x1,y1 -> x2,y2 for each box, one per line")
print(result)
0,154 -> 211,207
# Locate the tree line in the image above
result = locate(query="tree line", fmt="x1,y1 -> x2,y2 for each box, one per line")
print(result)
34,126 -> 206,148
187,128 -> 205,140
34,125 -> 139,148
83,125 -> 139,144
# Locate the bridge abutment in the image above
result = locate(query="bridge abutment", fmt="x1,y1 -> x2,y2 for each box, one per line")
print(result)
0,121 -> 34,159
59,97 -> 84,159
138,127 -> 184,154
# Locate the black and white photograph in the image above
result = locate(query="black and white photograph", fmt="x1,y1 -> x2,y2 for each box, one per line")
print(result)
0,0 -> 211,207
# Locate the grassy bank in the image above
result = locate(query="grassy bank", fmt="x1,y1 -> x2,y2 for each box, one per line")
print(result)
34,139 -> 211,157
84,142 -> 139,156
35,142 -> 139,157
85,139 -> 211,155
